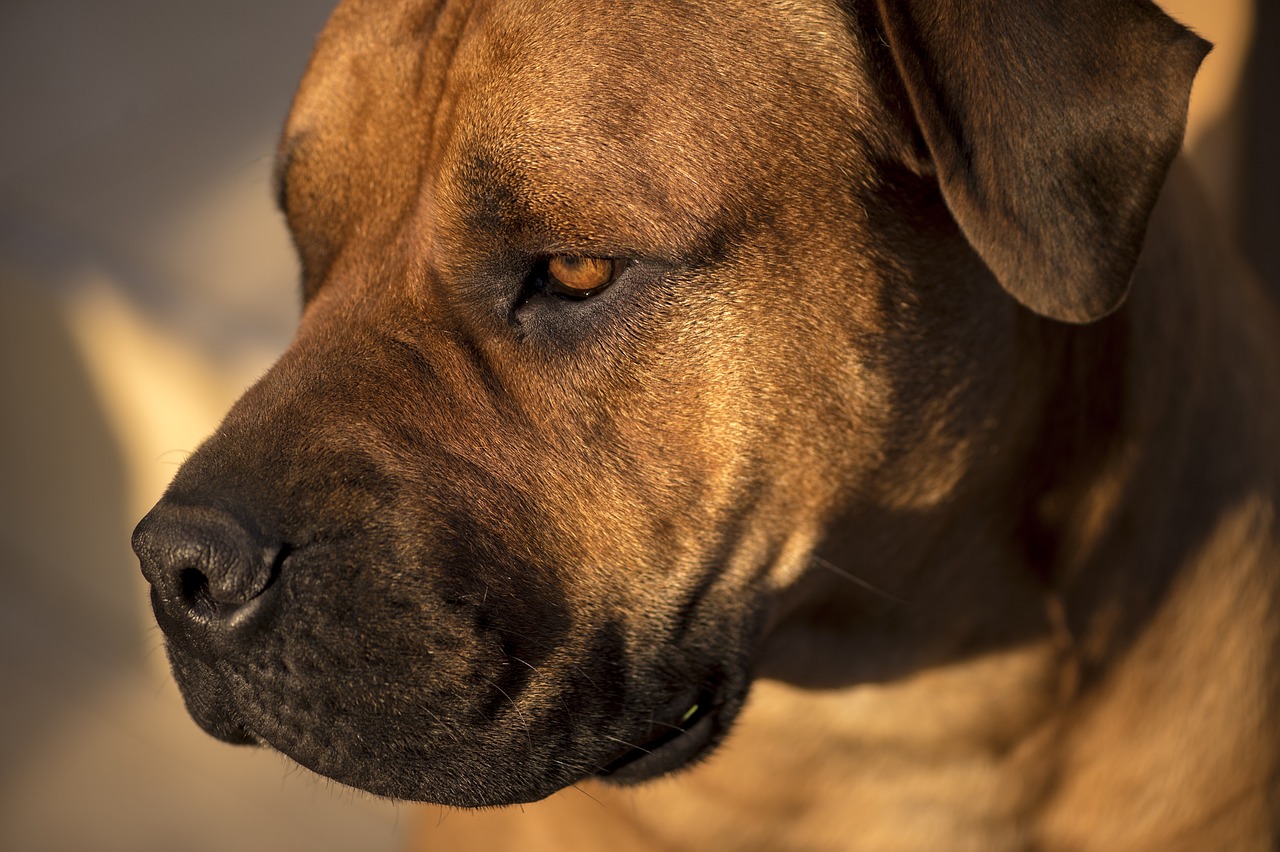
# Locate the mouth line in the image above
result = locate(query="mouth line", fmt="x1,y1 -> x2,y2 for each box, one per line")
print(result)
594,691 -> 718,778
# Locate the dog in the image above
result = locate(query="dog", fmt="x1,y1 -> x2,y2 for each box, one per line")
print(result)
132,0 -> 1280,847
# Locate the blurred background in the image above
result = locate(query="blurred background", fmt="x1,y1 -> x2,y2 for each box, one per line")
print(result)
0,1 -> 1272,850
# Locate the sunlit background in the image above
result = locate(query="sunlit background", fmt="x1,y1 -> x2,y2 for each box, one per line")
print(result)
0,1 -> 1272,850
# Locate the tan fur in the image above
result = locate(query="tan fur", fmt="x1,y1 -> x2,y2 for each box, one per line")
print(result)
404,168 -> 1280,852
152,0 -> 1280,846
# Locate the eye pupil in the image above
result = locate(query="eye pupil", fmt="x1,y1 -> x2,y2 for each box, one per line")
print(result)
547,255 -> 615,296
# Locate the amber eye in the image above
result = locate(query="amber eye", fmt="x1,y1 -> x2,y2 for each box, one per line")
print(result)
545,255 -> 620,298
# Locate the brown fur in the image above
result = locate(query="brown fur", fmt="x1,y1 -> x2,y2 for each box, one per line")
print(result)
133,0 -> 1280,848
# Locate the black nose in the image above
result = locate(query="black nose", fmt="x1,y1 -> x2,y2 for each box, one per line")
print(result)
133,502 -> 284,628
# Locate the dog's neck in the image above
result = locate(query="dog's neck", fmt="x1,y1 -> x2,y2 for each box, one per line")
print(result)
1019,159 -> 1279,672
745,159 -> 1280,847
1023,159 -> 1280,845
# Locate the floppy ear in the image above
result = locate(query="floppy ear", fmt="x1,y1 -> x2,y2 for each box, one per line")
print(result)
872,0 -> 1209,322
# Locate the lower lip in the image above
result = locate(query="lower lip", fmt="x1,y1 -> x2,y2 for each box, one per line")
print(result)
594,694 -> 720,782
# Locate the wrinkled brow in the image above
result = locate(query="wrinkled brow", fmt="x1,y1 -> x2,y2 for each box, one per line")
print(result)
447,145 -> 613,253
453,147 -> 538,237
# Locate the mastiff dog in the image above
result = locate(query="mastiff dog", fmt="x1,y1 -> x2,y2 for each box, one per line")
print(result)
133,0 -> 1280,848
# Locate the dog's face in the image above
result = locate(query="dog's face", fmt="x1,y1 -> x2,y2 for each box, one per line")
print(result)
134,0 -> 1203,807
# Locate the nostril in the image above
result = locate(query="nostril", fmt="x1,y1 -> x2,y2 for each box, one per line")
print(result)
133,502 -> 285,627
202,541 -> 286,608
179,567 -> 217,618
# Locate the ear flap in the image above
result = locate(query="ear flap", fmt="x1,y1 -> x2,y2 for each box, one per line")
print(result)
872,0 -> 1210,322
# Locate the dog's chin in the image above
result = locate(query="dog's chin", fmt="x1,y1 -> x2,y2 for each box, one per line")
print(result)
192,710 -> 579,807
192,706 -> 738,807
169,649 -> 750,807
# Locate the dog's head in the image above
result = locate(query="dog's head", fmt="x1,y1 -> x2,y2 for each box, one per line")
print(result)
133,0 -> 1205,806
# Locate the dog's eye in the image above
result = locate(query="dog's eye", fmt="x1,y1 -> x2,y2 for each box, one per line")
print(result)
544,255 -> 623,299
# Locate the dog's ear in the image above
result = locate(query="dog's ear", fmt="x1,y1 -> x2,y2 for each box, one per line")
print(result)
872,0 -> 1209,322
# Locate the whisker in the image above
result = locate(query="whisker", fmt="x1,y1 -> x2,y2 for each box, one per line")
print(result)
418,702 -> 469,749
482,676 -> 536,755
600,734 -> 651,755
644,717 -> 687,733
507,654 -> 539,673
496,626 -> 604,693
567,781 -> 606,808
508,653 -> 580,729
812,555 -> 907,604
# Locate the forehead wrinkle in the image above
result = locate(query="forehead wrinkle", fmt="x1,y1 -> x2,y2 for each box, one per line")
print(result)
453,144 -> 540,239
424,6 -> 747,254
443,133 -> 717,261
432,0 -> 881,264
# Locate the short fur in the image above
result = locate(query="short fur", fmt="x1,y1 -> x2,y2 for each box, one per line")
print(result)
133,0 -> 1280,848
